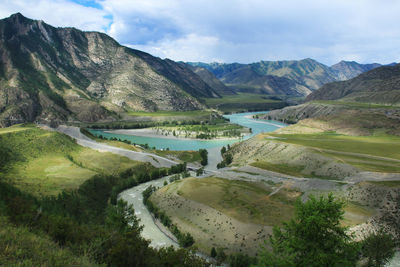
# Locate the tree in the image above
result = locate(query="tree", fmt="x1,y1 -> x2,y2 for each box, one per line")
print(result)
224,153 -> 233,165
256,194 -> 360,267
361,230 -> 396,267
210,247 -> 217,258
196,167 -> 204,176
216,247 -> 227,264
199,149 -> 208,166
229,253 -> 257,267
105,200 -> 142,234
221,146 -> 226,155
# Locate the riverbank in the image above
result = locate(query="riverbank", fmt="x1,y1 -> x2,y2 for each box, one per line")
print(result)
104,128 -> 246,141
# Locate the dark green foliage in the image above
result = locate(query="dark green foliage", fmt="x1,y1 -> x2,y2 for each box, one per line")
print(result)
224,153 -> 233,165
0,141 -> 12,170
0,162 -> 207,266
196,167 -> 205,176
216,247 -> 227,264
210,247 -> 217,258
228,253 -> 257,267
0,181 -> 38,224
256,194 -> 360,267
217,161 -> 226,169
105,200 -> 142,233
220,146 -> 226,155
157,246 -> 208,267
361,230 -> 396,267
217,150 -> 232,168
199,149 -> 208,166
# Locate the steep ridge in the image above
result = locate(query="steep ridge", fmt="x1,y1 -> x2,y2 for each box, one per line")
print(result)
0,13 -> 220,126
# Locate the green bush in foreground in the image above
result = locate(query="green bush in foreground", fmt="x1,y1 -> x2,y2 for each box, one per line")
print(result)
0,161 -> 207,266
255,194 -> 395,267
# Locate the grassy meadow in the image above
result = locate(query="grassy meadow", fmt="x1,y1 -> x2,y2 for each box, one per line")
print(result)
203,93 -> 287,113
165,177 -> 299,226
0,124 -> 144,196
264,132 -> 400,173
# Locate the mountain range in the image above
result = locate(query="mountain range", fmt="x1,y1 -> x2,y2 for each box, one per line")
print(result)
0,13 -> 222,126
187,59 -> 394,97
0,13 -> 397,127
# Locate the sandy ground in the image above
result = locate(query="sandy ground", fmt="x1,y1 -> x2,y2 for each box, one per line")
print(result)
105,128 -> 243,141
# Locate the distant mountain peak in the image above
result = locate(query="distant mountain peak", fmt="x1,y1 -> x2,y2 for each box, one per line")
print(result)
7,12 -> 31,22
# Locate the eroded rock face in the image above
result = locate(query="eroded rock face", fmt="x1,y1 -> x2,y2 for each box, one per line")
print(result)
0,13 -> 217,126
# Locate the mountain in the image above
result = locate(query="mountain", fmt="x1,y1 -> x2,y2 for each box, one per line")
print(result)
306,63 -> 400,105
188,59 -> 384,97
184,65 -> 236,95
330,61 -> 382,80
0,13 -> 220,127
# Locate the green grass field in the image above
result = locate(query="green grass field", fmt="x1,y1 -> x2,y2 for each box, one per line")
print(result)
203,93 -> 287,112
265,132 -> 400,173
176,177 -> 300,225
311,100 -> 398,109
0,125 -> 143,196
251,161 -> 308,178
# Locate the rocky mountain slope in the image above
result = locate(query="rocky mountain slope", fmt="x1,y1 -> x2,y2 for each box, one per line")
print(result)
306,63 -> 400,105
0,13 -> 220,126
185,65 -> 236,95
188,59 -> 385,97
330,61 -> 382,80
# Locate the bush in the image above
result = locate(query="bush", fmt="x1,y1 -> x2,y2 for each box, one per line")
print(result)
199,149 -> 208,166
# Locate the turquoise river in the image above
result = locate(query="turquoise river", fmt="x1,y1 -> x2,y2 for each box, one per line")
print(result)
88,111 -> 287,151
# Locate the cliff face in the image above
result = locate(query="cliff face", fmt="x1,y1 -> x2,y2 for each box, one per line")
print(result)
0,13 -> 219,126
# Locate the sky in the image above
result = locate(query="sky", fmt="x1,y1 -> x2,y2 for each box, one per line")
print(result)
0,0 -> 399,65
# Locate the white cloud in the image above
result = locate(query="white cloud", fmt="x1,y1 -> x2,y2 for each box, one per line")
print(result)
101,0 -> 400,64
127,33 -> 222,62
0,0 -> 110,32
0,0 -> 399,64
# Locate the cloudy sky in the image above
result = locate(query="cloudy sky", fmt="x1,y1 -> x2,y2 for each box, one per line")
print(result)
1,0 -> 399,65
